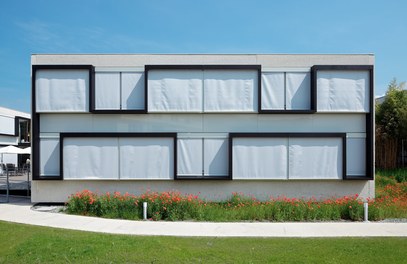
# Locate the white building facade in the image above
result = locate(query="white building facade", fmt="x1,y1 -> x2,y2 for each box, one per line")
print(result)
31,54 -> 374,203
0,106 -> 30,170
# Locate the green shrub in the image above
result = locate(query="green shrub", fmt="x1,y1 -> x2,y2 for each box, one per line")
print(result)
376,168 -> 407,183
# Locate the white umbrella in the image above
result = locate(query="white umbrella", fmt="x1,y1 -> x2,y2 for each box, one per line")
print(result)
0,145 -> 31,203
0,145 -> 26,163
20,147 -> 31,155
0,145 -> 27,154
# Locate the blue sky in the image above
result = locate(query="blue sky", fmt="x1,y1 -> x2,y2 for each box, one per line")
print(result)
0,0 -> 406,113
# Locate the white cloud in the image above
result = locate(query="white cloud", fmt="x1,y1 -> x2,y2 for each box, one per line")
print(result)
15,19 -> 174,53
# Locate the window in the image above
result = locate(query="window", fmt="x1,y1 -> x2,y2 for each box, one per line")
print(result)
232,137 -> 288,179
63,137 -> 119,180
176,134 -> 229,179
119,137 -> 174,179
230,133 -> 345,180
94,71 -> 145,112
39,137 -> 60,177
18,119 -> 30,143
346,136 -> 366,176
260,71 -> 313,113
313,65 -> 372,113
146,65 -> 260,113
288,137 -> 343,179
203,70 -> 258,112
34,66 -> 92,112
147,70 -> 203,112
61,133 -> 176,180
0,115 -> 15,135
95,72 -> 120,110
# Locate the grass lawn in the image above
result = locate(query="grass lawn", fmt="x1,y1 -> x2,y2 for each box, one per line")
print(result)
1,221 -> 406,263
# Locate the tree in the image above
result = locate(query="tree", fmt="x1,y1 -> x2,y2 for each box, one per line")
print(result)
375,79 -> 407,168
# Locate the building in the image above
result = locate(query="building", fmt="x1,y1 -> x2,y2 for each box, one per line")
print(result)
0,106 -> 30,172
31,54 -> 374,203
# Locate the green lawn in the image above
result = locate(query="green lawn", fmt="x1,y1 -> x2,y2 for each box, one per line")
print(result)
0,221 -> 406,263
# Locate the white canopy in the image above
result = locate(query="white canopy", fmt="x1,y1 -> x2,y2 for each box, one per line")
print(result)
20,147 -> 31,154
0,146 -> 30,164
0,145 -> 27,154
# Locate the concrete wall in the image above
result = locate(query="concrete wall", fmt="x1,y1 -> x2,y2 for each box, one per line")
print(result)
32,179 -> 375,203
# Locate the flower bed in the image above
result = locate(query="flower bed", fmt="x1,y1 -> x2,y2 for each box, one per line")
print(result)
64,186 -> 407,221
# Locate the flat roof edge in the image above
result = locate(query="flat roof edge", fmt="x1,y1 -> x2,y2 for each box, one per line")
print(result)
31,53 -> 375,56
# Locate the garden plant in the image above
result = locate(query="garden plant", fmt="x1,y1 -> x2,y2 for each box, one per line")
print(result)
65,169 -> 407,222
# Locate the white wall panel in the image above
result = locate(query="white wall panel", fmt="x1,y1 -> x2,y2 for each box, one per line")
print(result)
40,113 -> 366,134
233,138 -> 288,179
0,135 -> 18,145
119,138 -> 173,179
40,138 -> 60,176
40,114 -> 93,133
204,70 -> 258,112
204,138 -> 228,176
261,73 -> 285,110
0,115 -> 15,135
121,72 -> 144,110
36,69 -> 89,112
258,114 -> 366,133
203,114 -> 258,132
148,70 -> 203,112
95,72 -> 120,110
317,71 -> 370,112
177,138 -> 202,176
63,138 -> 119,179
286,72 -> 310,110
91,114 -> 203,133
347,137 -> 366,176
289,138 -> 342,179
40,114 -> 203,133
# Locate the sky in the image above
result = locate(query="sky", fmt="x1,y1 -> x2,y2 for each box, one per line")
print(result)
0,0 -> 406,113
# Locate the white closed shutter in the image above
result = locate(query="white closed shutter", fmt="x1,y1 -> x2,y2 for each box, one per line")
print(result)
95,72 -> 120,110
63,138 -> 119,179
261,72 -> 285,110
121,72 -> 145,110
36,69 -> 89,112
40,138 -> 60,176
288,138 -> 342,179
148,70 -> 203,112
317,71 -> 370,112
286,72 -> 310,110
119,138 -> 174,179
204,70 -> 258,112
232,137 -> 288,179
203,138 -> 228,176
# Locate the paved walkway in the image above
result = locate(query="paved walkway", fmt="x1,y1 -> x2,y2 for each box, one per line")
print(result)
1,196 -> 407,237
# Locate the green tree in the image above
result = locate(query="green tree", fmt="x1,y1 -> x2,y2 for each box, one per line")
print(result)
376,79 -> 407,139
375,79 -> 407,168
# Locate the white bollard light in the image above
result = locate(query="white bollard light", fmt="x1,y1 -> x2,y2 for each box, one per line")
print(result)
143,202 -> 148,220
364,202 -> 369,222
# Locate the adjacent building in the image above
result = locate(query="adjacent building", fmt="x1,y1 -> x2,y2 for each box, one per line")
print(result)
0,106 -> 30,172
31,54 -> 374,202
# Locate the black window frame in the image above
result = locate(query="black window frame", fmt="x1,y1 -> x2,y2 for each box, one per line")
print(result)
31,65 -> 94,180
174,136 -> 231,180
91,70 -> 147,114
259,71 -> 316,114
229,132 -> 347,180
58,132 -> 177,180
311,65 -> 374,180
145,64 -> 262,114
